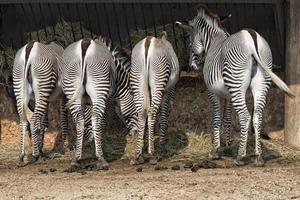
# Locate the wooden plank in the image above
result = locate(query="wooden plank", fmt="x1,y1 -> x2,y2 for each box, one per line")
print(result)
284,0 -> 300,149
0,0 -> 285,4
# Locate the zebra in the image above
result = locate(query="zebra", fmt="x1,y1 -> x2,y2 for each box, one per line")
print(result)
61,38 -> 116,169
94,35 -> 138,135
130,32 -> 180,165
177,5 -> 294,166
13,41 -> 64,163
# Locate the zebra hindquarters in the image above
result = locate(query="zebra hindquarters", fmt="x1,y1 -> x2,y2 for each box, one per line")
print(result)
84,60 -> 112,170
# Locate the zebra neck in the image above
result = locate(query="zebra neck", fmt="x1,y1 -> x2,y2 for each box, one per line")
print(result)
205,31 -> 228,53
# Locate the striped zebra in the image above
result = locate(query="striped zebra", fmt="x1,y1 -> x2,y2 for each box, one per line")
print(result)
94,36 -> 138,135
13,41 -> 63,163
177,5 -> 294,166
61,38 -> 116,169
130,32 -> 180,165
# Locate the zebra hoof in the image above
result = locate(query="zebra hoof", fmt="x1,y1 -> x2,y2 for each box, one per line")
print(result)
17,160 -> 27,167
234,156 -> 246,166
149,157 -> 158,165
254,155 -> 265,167
130,156 -> 145,165
209,149 -> 221,160
95,159 -> 109,170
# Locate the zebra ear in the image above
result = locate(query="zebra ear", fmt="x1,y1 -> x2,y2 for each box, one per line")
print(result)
160,31 -> 168,40
175,20 -> 193,30
220,14 -> 232,23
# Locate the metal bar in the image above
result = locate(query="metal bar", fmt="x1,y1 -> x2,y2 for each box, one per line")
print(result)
14,4 -> 24,44
38,3 -> 48,40
159,3 -> 166,31
20,4 -> 32,40
66,3 -> 76,41
103,3 -> 112,39
131,3 -> 138,32
179,3 -> 188,58
76,3 -> 84,38
113,3 -> 123,46
48,3 -> 56,35
94,3 -> 102,34
29,3 -> 40,41
141,3 -> 148,35
85,3 -> 93,38
169,3 -> 178,52
150,4 -> 157,37
0,0 -> 285,4
122,3 -> 132,49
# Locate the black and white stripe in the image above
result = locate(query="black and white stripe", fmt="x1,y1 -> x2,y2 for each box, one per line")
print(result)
61,38 -> 115,169
13,41 -> 63,162
178,5 -> 294,166
130,33 -> 180,165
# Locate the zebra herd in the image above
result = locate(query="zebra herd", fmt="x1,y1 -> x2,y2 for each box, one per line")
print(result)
12,5 -> 294,169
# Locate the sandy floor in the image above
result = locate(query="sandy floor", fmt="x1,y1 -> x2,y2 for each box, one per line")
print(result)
0,144 -> 300,200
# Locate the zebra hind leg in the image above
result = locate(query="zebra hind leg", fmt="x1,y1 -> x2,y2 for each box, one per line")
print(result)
69,103 -> 85,168
231,95 -> 251,166
91,101 -> 109,170
157,88 -> 175,161
130,114 -> 146,165
208,92 -> 222,160
222,100 -> 232,151
251,79 -> 270,167
18,119 -> 28,164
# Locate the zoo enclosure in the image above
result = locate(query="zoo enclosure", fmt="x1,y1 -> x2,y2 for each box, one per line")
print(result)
1,0 -> 299,149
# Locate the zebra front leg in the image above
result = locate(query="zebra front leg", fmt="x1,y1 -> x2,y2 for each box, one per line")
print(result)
208,92 -> 222,160
223,100 -> 232,147
130,114 -> 146,165
69,103 -> 85,167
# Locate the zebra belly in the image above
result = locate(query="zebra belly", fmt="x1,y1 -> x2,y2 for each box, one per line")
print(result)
208,79 -> 230,99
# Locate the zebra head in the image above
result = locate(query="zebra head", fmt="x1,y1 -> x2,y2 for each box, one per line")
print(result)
176,4 -> 231,70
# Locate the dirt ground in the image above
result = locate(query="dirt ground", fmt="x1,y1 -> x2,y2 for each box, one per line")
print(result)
0,143 -> 300,200
1,73 -> 300,200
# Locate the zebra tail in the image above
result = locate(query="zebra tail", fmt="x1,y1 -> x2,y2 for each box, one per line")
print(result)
23,42 -> 34,122
142,37 -> 152,117
66,39 -> 91,108
252,44 -> 295,98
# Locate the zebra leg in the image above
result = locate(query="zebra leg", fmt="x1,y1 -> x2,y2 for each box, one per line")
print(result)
60,96 -> 69,152
231,94 -> 251,166
91,99 -> 109,170
18,119 -> 28,163
130,113 -> 146,165
251,68 -> 270,167
29,100 -> 48,162
69,102 -> 85,167
208,91 -> 222,160
157,87 -> 175,160
223,100 -> 232,147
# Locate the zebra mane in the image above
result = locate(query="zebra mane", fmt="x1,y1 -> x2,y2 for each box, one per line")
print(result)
94,35 -> 131,72
194,4 -> 225,33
